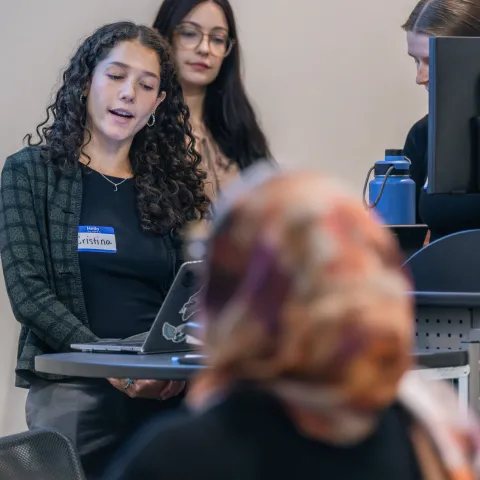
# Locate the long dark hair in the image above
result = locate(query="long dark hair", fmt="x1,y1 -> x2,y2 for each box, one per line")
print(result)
27,21 -> 209,234
153,0 -> 271,170
403,0 -> 480,35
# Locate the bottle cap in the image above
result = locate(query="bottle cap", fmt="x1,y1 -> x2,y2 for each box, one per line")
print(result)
385,149 -> 404,157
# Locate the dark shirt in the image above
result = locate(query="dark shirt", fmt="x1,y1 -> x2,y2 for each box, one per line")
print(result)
0,148 -> 181,387
404,115 -> 480,241
404,115 -> 428,223
79,168 -> 173,339
104,386 -> 422,480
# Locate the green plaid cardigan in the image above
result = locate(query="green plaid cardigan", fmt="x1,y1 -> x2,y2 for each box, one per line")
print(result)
0,147 -> 182,388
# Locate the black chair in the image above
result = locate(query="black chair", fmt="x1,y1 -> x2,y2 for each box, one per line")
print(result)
404,230 -> 480,352
403,229 -> 480,414
0,428 -> 85,480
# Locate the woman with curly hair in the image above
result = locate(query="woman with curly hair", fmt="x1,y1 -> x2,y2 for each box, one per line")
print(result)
0,21 -> 208,479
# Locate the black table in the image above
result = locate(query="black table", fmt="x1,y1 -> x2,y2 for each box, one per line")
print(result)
409,291 -> 480,308
35,352 -> 206,380
36,349 -> 467,381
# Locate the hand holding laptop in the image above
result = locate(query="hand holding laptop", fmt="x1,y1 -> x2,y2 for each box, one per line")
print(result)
108,378 -> 185,400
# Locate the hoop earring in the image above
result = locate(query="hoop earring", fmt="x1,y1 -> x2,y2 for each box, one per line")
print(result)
80,93 -> 87,105
147,113 -> 156,127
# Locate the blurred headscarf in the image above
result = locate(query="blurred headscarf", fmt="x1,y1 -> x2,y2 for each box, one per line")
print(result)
188,164 -> 480,479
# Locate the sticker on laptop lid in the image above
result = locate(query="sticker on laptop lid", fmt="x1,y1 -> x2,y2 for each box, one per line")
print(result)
179,287 -> 203,322
78,226 -> 116,253
162,286 -> 204,344
162,323 -> 186,343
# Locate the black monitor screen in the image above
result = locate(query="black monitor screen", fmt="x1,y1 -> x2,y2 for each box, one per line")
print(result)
428,36 -> 480,194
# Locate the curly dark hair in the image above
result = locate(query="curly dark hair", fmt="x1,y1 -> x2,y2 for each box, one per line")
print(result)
26,21 -> 209,234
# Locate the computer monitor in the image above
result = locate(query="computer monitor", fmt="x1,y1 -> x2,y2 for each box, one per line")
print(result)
428,36 -> 480,194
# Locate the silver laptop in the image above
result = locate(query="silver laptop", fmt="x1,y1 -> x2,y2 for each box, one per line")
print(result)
71,261 -> 204,354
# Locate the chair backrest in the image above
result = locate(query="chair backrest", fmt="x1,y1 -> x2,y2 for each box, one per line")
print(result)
0,428 -> 85,480
404,229 -> 480,292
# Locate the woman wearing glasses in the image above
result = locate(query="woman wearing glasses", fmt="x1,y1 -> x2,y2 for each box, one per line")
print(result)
153,0 -> 271,201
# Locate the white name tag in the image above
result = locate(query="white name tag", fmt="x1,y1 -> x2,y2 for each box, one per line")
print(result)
78,226 -> 116,253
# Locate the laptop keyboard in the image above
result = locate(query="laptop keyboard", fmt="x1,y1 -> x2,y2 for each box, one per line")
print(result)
95,332 -> 148,347
114,339 -> 143,346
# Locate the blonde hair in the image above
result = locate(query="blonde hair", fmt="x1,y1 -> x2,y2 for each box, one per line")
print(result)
403,0 -> 480,36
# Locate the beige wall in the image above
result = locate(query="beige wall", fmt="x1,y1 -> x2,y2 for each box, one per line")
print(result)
0,0 -> 424,435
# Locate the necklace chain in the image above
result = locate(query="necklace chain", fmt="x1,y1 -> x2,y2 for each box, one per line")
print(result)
99,173 -> 131,192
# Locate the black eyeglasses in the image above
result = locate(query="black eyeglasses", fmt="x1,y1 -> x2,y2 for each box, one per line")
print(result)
173,24 -> 234,58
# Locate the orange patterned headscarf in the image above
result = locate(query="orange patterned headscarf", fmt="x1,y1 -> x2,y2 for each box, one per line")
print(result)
188,166 -> 480,478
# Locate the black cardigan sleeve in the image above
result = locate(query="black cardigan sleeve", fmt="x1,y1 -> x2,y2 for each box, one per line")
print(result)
0,152 -> 98,353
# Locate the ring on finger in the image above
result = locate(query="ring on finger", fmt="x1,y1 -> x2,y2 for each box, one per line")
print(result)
123,378 -> 135,389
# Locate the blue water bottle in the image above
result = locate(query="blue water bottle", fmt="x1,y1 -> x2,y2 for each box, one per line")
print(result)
363,149 -> 416,225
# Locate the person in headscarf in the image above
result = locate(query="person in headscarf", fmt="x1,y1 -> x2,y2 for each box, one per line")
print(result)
104,165 -> 480,480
